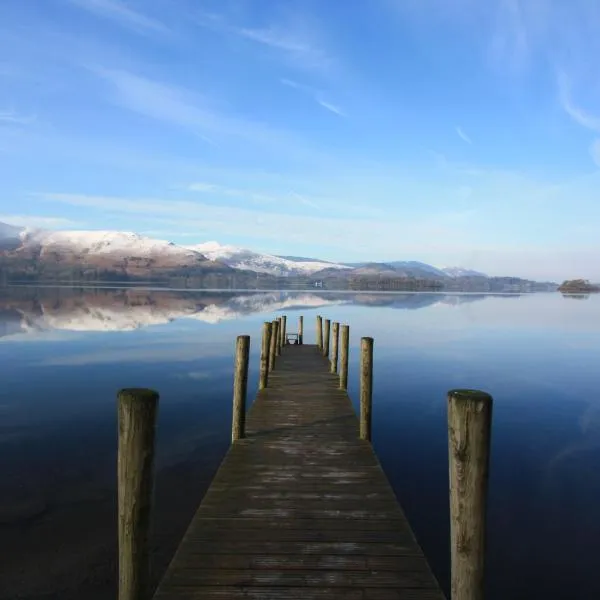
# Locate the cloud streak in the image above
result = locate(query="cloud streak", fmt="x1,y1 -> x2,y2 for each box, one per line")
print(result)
281,78 -> 345,117
557,72 -> 600,133
455,126 -> 472,144
0,109 -> 36,125
67,0 -> 169,35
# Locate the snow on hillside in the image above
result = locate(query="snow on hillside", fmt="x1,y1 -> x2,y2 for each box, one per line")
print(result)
441,267 -> 487,278
19,228 -> 208,260
187,241 -> 351,277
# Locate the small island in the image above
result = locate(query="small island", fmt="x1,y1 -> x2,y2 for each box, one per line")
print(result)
558,279 -> 600,293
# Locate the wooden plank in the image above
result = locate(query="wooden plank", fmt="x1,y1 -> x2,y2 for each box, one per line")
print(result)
153,345 -> 445,600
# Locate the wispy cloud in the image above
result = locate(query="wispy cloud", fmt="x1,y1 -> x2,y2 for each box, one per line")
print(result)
557,71 -> 600,133
0,214 -> 78,228
90,67 -> 305,151
455,126 -> 472,144
187,181 -> 279,204
67,0 -> 169,35
196,11 -> 334,74
281,78 -> 345,117
0,109 -> 36,125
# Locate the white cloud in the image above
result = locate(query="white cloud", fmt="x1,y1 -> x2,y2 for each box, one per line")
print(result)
317,99 -> 345,117
68,0 -> 169,35
455,126 -> 472,144
0,109 -> 36,125
0,214 -> 78,228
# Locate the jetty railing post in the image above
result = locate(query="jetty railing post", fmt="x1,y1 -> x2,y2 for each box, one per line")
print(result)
448,389 -> 493,600
316,315 -> 323,350
276,318 -> 282,356
117,388 -> 159,600
323,319 -> 331,359
231,335 -> 250,442
359,337 -> 373,441
269,319 -> 279,370
330,322 -> 339,374
281,315 -> 287,348
339,324 -> 349,389
298,315 -> 304,345
259,322 -> 272,389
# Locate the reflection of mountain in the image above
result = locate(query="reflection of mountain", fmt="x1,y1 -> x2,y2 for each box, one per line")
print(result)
0,287 -> 490,337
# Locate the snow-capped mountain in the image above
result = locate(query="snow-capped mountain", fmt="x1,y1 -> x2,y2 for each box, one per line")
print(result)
186,241 -> 351,277
441,267 -> 487,278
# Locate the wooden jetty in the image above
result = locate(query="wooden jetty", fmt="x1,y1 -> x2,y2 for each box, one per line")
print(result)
117,315 -> 493,600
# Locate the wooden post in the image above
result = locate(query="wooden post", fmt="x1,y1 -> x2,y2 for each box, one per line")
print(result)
330,322 -> 339,374
269,319 -> 279,370
316,315 -> 323,350
259,322 -> 271,389
231,335 -> 250,442
276,317 -> 282,356
117,388 -> 159,600
359,337 -> 373,441
281,315 -> 287,347
448,389 -> 493,600
339,324 -> 349,389
323,319 -> 330,359
298,315 -> 304,345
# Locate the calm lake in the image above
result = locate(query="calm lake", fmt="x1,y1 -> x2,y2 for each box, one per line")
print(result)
1,286 -> 599,599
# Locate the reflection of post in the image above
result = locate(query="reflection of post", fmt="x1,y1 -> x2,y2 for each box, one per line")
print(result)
316,315 -> 323,350
359,337 -> 373,441
259,322 -> 272,389
448,389 -> 493,600
270,319 -> 279,368
281,315 -> 287,348
232,335 -> 250,442
323,319 -> 331,359
298,315 -> 304,345
117,388 -> 159,600
339,324 -> 349,390
330,322 -> 339,374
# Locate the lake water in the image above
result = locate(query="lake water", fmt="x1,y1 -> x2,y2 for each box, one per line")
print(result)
1,286 -> 599,599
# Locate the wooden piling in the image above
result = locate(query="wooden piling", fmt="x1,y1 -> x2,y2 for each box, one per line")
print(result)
359,337 -> 373,441
447,389 -> 493,600
330,321 -> 339,374
281,315 -> 287,347
276,318 -> 282,356
323,318 -> 331,359
316,315 -> 323,350
269,319 -> 279,370
259,322 -> 272,390
298,315 -> 304,345
117,388 -> 159,600
339,324 -> 349,390
231,335 -> 250,442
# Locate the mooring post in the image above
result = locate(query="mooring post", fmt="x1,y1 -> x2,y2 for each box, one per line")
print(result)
323,319 -> 331,359
117,388 -> 159,600
281,315 -> 287,347
339,324 -> 349,389
330,321 -> 339,374
359,337 -> 373,441
298,315 -> 304,344
276,318 -> 282,356
448,389 -> 493,600
269,319 -> 279,369
259,322 -> 272,389
231,335 -> 250,442
316,315 -> 323,350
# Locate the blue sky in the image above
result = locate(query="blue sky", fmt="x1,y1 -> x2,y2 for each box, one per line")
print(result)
1,0 -> 599,280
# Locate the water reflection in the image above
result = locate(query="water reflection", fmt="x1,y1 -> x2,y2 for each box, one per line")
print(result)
1,286 -> 599,599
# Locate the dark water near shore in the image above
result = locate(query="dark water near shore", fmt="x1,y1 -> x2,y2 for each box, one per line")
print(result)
1,286 -> 600,599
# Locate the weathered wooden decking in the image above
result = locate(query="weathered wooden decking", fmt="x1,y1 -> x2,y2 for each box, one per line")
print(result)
153,344 -> 445,599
